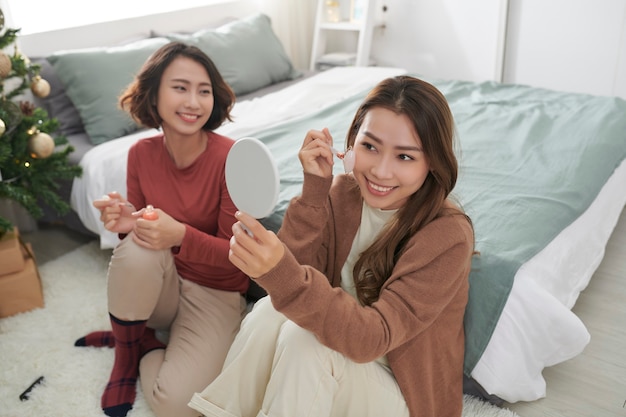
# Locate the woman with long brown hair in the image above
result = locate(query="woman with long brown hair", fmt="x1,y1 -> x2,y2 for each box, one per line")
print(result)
190,75 -> 474,417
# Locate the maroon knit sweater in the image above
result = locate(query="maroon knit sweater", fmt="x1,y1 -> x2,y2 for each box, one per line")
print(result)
126,132 -> 248,293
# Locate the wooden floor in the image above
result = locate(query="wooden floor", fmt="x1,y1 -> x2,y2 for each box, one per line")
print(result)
20,206 -> 626,417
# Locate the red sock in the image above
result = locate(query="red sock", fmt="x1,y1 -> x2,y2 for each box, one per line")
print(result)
101,314 -> 146,417
75,331 -> 115,348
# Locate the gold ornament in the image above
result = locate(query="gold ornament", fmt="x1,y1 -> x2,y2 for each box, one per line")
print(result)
28,131 -> 55,159
0,118 -> 5,136
31,76 -> 51,98
0,51 -> 11,78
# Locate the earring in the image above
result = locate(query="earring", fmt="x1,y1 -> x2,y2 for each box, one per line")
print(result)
342,147 -> 355,174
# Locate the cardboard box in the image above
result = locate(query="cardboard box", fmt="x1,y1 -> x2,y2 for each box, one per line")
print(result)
0,244 -> 44,318
0,228 -> 26,276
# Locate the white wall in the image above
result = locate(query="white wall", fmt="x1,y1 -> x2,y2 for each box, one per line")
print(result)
338,0 -> 626,97
11,0 -> 508,84
502,0 -> 626,99
11,0 -> 316,71
15,0 -> 258,57
9,0 -> 626,98
4,0 -> 233,35
370,0 -> 507,83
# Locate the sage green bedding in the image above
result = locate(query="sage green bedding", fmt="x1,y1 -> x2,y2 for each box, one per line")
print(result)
249,76 -> 626,375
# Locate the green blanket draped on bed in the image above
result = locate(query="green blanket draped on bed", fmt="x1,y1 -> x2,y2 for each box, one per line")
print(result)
247,76 -> 626,375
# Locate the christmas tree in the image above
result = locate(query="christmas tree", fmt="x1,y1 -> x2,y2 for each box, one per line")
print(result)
0,8 -> 82,234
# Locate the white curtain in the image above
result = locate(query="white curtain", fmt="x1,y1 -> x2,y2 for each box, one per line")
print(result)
254,0 -> 318,71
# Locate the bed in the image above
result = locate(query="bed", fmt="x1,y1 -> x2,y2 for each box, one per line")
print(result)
34,13 -> 626,406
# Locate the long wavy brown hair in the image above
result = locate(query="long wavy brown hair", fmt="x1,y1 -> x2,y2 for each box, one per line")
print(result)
347,75 -> 470,306
118,41 -> 235,131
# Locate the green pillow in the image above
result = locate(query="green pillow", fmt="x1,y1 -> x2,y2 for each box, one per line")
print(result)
165,13 -> 301,96
47,37 -> 169,145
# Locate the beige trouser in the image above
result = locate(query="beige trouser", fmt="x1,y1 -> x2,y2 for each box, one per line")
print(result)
107,234 -> 247,417
188,296 -> 410,417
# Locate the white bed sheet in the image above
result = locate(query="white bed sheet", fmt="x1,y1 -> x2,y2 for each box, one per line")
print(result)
470,158 -> 626,402
70,66 -> 626,403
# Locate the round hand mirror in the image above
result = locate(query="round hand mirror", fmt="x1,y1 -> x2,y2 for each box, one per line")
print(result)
225,137 -> 280,220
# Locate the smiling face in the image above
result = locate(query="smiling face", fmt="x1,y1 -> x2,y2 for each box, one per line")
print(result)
157,56 -> 214,138
352,107 -> 431,210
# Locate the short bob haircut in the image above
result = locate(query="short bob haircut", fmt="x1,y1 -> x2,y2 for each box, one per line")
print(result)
119,41 -> 235,131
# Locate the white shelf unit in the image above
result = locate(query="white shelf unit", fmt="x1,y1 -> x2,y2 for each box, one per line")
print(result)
309,0 -> 383,71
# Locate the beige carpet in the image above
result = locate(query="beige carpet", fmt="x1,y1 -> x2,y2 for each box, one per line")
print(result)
0,241 -> 520,417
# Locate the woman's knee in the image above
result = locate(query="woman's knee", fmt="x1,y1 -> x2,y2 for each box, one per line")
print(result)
276,320 -> 324,358
111,235 -> 170,269
241,296 -> 286,332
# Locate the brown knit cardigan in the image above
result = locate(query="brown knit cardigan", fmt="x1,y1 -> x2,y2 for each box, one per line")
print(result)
254,172 -> 474,417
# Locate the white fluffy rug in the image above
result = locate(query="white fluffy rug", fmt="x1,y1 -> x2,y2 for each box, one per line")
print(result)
0,241 -> 520,417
